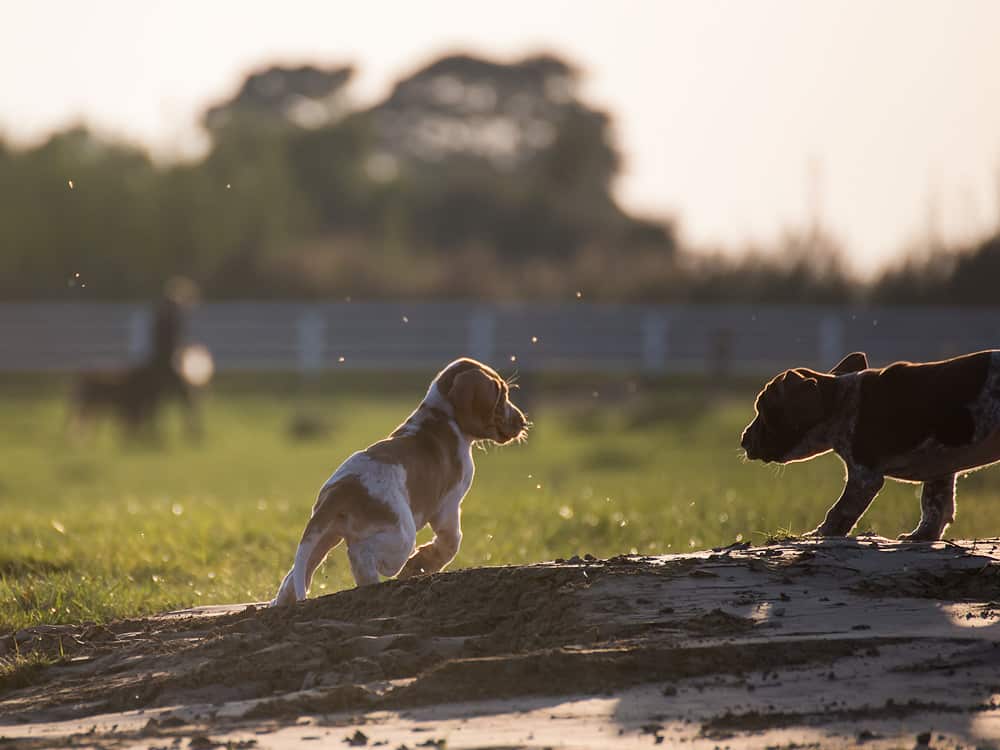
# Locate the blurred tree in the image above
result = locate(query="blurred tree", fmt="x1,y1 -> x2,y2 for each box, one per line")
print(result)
0,127 -> 162,298
366,53 -> 675,260
872,232 -> 1000,305
203,64 -> 355,132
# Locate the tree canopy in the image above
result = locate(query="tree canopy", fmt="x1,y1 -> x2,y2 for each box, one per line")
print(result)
0,52 -> 994,303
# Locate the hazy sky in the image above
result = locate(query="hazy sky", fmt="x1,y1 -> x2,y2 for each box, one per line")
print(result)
4,1 -> 1000,274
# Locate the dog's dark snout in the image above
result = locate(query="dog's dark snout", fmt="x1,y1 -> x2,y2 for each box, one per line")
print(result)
512,408 -> 526,432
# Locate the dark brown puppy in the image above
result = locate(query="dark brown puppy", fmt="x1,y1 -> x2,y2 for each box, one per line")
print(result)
741,350 -> 1000,540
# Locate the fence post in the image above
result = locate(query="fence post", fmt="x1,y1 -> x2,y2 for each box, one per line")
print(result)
468,310 -> 496,364
641,311 -> 669,374
819,313 -> 844,369
297,309 -> 326,373
127,308 -> 151,362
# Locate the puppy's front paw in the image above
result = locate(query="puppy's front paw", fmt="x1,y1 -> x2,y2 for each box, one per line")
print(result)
397,558 -> 428,579
805,522 -> 850,538
897,528 -> 941,543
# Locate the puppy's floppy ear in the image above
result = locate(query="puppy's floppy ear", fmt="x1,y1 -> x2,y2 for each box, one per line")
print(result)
830,351 -> 868,375
778,370 -> 826,427
447,368 -> 500,433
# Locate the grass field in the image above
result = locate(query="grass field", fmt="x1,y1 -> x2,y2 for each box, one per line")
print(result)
3,371 -> 1000,635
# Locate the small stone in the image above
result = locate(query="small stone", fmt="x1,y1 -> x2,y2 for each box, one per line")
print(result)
344,730 -> 369,746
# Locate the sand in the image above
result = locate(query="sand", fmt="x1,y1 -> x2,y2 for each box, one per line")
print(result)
3,537 -> 1000,749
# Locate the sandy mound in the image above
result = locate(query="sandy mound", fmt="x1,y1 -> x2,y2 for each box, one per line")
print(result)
3,537 -> 1000,748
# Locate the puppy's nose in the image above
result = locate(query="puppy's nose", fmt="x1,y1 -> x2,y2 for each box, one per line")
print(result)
511,407 -> 526,432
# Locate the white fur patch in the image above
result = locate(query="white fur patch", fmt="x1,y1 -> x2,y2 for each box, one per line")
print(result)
272,366 -> 485,606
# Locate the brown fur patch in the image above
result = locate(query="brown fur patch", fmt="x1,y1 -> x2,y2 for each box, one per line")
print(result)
852,351 -> 991,468
434,359 -> 490,397
448,368 -> 503,438
368,407 -> 463,525
304,475 -> 398,540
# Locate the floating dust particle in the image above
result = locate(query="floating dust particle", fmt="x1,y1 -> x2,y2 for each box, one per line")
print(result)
402,316 -> 409,323
575,291 -> 582,299
67,180 -> 74,189
531,336 -> 538,344
510,355 -> 517,362
338,356 -> 345,363
51,519 -> 66,534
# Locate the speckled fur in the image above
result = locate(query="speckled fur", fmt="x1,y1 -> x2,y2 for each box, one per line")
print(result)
743,351 -> 1000,541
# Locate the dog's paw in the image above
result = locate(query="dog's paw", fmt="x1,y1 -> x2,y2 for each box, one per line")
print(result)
398,551 -> 436,579
397,560 -> 427,579
897,529 -> 941,543
269,588 -> 297,608
804,523 -> 850,538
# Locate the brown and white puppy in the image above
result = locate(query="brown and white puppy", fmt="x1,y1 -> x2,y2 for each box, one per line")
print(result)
741,350 -> 1000,541
271,357 -> 527,606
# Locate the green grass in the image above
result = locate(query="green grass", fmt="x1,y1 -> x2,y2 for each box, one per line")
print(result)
3,373 -> 1000,634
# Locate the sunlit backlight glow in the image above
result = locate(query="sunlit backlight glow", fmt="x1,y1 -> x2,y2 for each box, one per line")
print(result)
941,603 -> 999,630
177,344 -> 214,387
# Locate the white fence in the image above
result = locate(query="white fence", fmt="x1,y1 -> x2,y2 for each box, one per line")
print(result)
1,302 -> 998,374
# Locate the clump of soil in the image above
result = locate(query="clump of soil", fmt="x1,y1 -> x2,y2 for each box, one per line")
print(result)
3,537 -> 999,748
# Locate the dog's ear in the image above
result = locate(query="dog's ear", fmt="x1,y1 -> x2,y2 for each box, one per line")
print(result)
447,367 -> 500,434
830,351 -> 867,375
778,370 -> 825,427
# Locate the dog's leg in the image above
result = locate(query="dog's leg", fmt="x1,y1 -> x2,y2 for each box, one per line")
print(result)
347,540 -> 382,586
398,510 -> 462,578
271,568 -> 298,607
899,474 -> 956,542
347,527 -> 415,586
271,525 -> 343,607
809,466 -> 884,536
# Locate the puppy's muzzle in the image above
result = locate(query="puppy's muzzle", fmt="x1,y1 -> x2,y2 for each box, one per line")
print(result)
499,406 -> 528,443
740,428 -> 761,461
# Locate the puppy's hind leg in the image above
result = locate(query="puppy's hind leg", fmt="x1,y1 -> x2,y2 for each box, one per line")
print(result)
270,525 -> 343,607
899,474 -> 956,542
347,527 -> 415,587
